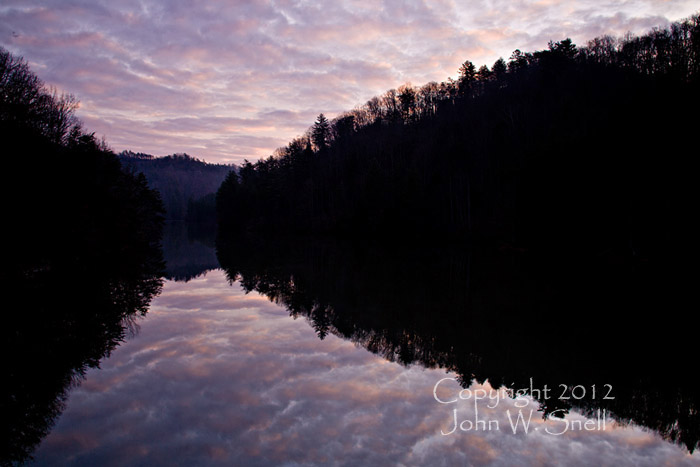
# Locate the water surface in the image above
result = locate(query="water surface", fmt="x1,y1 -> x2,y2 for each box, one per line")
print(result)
30,266 -> 698,466
7,225 -> 695,465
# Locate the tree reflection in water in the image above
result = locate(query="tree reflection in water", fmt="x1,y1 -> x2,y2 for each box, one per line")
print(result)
217,235 -> 699,453
1,230 -> 164,464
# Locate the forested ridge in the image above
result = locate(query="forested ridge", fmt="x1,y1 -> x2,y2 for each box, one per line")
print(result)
119,151 -> 233,221
2,46 -> 165,276
218,14 -> 700,257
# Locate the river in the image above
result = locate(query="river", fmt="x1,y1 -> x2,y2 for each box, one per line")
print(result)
17,223 -> 700,465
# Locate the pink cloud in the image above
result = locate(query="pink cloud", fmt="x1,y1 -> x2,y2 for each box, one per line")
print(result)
1,0 -> 698,164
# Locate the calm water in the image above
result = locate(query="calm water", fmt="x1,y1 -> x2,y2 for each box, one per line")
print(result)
28,270 -> 697,466
14,224 -> 700,465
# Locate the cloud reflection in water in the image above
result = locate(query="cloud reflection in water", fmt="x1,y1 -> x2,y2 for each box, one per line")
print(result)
32,271 -> 699,466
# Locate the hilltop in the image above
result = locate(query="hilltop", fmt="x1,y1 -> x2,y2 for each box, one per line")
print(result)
120,151 -> 234,221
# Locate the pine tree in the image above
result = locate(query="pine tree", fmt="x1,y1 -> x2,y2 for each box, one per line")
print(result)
311,113 -> 330,151
457,60 -> 476,95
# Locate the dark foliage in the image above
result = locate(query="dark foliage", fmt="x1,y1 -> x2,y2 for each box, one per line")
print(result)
217,15 -> 700,260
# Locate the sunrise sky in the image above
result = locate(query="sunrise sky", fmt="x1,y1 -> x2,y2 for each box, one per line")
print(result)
1,0 -> 697,164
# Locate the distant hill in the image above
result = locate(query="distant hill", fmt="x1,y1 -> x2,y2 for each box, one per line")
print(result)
119,151 -> 234,221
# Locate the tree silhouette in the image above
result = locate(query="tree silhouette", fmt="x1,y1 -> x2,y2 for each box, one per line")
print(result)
458,60 -> 477,95
492,57 -> 507,81
311,113 -> 330,151
1,47 -> 82,145
398,84 -> 417,122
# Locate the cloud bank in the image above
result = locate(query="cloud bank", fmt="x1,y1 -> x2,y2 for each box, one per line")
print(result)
1,0 -> 698,162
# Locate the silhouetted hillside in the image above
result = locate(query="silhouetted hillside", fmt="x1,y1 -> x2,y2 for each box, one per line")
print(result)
2,46 -> 165,280
218,14 -> 699,260
2,46 -> 165,465
120,151 -> 233,221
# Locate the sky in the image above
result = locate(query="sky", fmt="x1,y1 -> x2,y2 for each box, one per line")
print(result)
32,270 -> 700,466
1,1 -> 698,164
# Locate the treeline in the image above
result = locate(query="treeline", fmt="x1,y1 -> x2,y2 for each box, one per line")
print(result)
120,151 -> 233,221
218,14 -> 700,256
